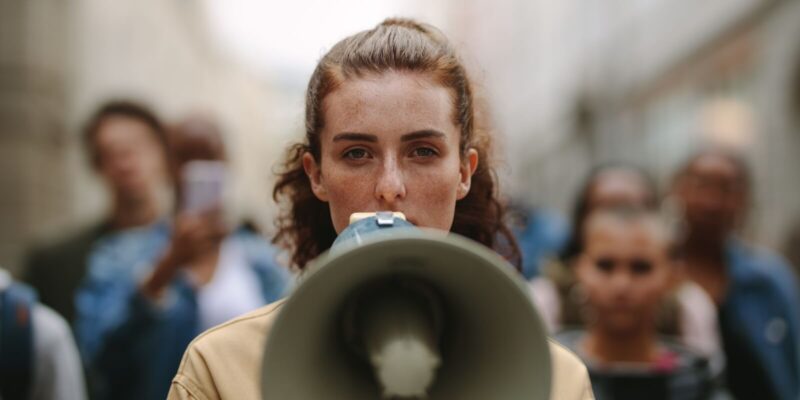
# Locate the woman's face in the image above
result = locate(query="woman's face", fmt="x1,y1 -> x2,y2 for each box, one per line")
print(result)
303,71 -> 478,234
576,216 -> 672,335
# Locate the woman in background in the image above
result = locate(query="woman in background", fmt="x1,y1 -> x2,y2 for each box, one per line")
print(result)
529,164 -> 721,364
558,209 -> 723,399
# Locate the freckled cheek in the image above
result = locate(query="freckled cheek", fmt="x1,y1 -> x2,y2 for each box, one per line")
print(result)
323,172 -> 375,227
405,166 -> 462,229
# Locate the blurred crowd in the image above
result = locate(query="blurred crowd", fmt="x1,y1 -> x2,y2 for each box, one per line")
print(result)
1,97 -> 798,400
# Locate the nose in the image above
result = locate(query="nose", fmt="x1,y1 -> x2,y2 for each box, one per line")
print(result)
106,149 -> 135,175
374,156 -> 406,205
609,270 -> 633,293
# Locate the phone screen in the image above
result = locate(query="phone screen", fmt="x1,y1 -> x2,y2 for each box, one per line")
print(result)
181,160 -> 227,213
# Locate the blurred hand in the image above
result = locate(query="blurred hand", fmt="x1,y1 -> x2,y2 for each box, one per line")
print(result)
168,209 -> 227,265
141,208 -> 228,299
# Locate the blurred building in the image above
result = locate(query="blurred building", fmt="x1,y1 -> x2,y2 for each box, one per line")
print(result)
449,0 -> 800,250
2,0 -> 799,275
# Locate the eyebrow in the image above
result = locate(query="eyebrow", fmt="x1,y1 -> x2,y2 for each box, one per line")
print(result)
331,130 -> 447,143
401,130 -> 446,142
332,132 -> 378,143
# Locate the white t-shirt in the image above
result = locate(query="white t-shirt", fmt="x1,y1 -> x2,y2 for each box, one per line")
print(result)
195,238 -> 265,330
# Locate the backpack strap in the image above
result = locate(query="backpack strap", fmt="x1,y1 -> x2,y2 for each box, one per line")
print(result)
0,282 -> 36,400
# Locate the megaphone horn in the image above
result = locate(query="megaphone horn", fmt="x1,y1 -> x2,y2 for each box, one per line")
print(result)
262,213 -> 552,399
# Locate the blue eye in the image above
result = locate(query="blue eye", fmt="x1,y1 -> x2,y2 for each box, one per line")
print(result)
343,148 -> 369,160
411,147 -> 438,158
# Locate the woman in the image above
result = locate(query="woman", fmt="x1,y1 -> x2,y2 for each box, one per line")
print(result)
168,18 -> 592,400
557,210 -> 721,399
529,164 -> 720,366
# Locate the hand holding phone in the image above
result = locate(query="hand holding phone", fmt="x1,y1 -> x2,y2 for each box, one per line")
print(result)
181,160 -> 227,213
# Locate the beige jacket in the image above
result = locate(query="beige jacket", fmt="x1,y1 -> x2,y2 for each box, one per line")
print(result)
168,301 -> 594,400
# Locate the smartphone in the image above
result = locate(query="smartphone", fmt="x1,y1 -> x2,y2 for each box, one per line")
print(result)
181,160 -> 227,213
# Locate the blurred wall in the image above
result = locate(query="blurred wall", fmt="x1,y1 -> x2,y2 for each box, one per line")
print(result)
0,0 -> 287,275
3,0 -> 799,275
449,0 -> 800,249
0,0 -> 72,275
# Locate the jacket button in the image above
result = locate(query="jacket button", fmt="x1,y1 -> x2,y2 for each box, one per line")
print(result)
765,318 -> 787,344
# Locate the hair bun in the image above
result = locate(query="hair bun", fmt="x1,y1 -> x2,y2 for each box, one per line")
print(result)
380,18 -> 429,33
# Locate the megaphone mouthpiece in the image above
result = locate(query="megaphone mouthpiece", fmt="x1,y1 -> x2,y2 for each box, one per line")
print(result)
353,280 -> 443,398
372,337 -> 440,398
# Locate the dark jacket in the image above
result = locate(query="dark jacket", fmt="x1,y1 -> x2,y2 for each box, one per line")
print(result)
23,222 -> 111,322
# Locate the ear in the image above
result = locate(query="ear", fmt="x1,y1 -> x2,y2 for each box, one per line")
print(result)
456,148 -> 479,200
303,152 -> 329,202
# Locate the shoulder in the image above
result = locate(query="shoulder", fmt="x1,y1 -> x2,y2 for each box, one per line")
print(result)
31,304 -> 84,371
186,299 -> 284,354
31,305 -> 88,400
32,304 -> 73,346
171,301 -> 286,400
674,281 -> 717,316
729,241 -> 799,302
730,240 -> 794,278
548,339 -> 594,399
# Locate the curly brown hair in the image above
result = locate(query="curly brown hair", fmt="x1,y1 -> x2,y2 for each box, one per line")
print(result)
273,18 -> 520,270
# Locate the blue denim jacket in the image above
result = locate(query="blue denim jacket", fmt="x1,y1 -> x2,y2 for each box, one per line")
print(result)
721,239 -> 800,400
74,221 -> 292,400
512,209 -> 569,280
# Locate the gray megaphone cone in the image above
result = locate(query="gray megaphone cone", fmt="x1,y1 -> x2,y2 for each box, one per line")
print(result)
261,216 -> 552,399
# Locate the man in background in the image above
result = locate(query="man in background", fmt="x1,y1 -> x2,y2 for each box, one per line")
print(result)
23,100 -> 172,322
673,147 -> 800,400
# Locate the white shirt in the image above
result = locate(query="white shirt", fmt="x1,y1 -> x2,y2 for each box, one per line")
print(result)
196,238 -> 265,330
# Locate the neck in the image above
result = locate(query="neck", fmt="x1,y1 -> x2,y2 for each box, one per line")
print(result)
683,230 -> 726,264
109,193 -> 161,230
584,324 -> 660,364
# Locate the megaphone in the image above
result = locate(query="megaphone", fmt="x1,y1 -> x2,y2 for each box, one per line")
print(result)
262,212 -> 552,399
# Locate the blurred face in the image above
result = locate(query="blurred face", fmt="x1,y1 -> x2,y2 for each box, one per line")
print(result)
303,71 -> 478,233
94,116 -> 168,202
587,169 -> 653,212
674,154 -> 745,237
576,217 -> 672,335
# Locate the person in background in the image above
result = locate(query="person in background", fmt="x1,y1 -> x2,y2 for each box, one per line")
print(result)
74,114 -> 292,400
529,164 -> 720,363
782,218 -> 800,278
0,267 -> 87,400
557,210 -> 722,400
507,202 -> 569,280
23,100 -> 172,322
672,147 -> 800,400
